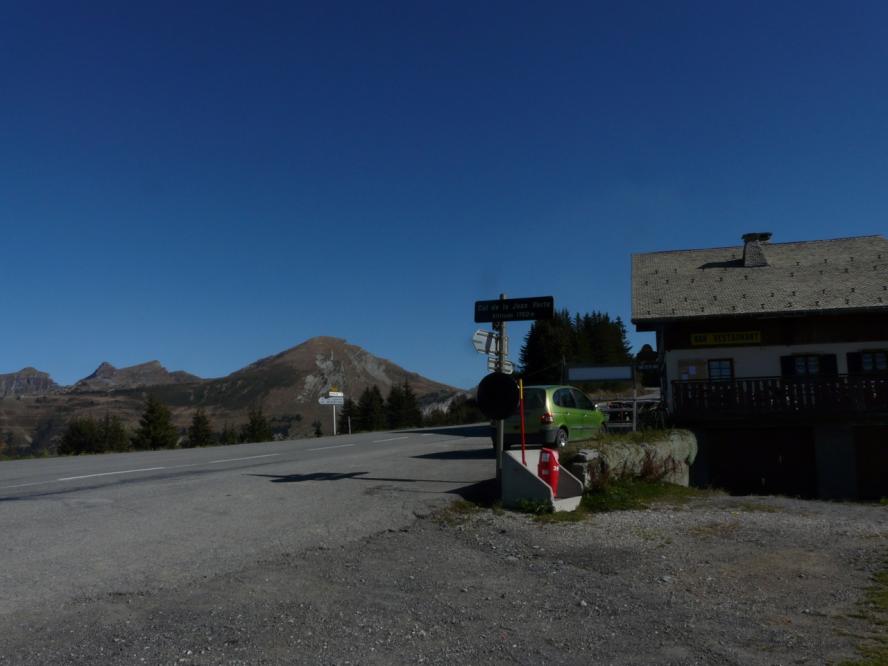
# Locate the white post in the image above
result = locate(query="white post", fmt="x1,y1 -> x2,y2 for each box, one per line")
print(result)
333,404 -> 337,436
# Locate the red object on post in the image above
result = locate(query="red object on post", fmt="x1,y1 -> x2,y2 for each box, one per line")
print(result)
537,448 -> 560,495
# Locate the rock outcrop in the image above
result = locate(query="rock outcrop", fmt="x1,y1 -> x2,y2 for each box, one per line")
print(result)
0,367 -> 58,397
565,430 -> 698,488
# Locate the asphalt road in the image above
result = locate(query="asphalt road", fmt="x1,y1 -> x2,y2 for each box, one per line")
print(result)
0,425 -> 494,620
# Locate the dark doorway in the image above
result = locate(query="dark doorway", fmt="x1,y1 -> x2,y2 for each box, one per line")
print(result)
694,427 -> 818,498
855,426 -> 888,500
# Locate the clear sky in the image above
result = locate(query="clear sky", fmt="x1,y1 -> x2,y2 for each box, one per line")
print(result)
2,1 -> 887,390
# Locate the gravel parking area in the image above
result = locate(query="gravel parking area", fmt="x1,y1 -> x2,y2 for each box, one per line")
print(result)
2,494 -> 885,665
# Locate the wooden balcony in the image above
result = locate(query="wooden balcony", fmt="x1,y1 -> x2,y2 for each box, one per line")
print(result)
672,375 -> 888,424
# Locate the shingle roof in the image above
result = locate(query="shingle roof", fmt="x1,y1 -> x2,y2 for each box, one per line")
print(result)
632,235 -> 888,325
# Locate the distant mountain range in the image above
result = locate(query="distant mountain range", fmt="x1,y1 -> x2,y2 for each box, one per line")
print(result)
0,337 -> 467,454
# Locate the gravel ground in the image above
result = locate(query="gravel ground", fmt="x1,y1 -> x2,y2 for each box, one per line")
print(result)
2,494 -> 885,665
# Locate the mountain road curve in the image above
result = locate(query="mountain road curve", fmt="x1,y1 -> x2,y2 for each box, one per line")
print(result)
0,424 -> 494,619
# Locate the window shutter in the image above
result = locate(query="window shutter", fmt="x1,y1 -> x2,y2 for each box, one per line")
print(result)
847,352 -> 863,374
780,356 -> 795,377
820,354 -> 838,376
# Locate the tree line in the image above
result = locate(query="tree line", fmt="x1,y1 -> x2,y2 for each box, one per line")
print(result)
518,309 -> 633,385
57,382 -> 485,455
58,396 -> 280,455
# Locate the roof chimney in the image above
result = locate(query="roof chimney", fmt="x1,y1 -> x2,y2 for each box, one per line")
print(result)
742,232 -> 772,267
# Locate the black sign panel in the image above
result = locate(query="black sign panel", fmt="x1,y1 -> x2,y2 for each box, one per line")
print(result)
474,296 -> 554,323
476,372 -> 520,420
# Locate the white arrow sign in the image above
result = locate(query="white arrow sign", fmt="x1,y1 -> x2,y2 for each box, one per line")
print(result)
328,391 -> 344,397
319,396 -> 344,406
473,330 -> 507,355
487,357 -> 514,374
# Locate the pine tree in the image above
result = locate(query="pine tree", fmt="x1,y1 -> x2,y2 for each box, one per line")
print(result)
385,383 -> 405,429
132,395 -> 178,450
187,409 -> 215,447
100,413 -> 130,452
400,380 -> 422,428
240,406 -> 273,443
338,399 -> 356,434
312,419 -> 323,437
59,416 -> 100,455
219,423 -> 238,445
357,385 -> 386,432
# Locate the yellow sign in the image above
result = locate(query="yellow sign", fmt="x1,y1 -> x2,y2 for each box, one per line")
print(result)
691,331 -> 761,346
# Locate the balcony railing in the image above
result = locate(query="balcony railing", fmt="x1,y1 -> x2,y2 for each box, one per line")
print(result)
672,375 -> 888,422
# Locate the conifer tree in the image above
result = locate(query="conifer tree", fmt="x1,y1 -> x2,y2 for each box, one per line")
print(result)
100,413 -> 130,452
240,406 -> 273,443
385,383 -> 405,429
187,408 -> 215,447
338,399 -> 356,434
357,385 -> 386,431
132,395 -> 178,450
219,423 -> 238,445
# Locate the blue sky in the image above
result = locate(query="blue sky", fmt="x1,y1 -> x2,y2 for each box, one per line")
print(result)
2,1 -> 887,390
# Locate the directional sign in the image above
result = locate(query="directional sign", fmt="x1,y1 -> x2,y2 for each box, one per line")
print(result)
474,296 -> 554,323
328,391 -> 344,397
472,330 -> 508,355
487,357 -> 514,374
319,396 -> 344,406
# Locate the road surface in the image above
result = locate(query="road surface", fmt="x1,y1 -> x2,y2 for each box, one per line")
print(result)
0,425 -> 493,619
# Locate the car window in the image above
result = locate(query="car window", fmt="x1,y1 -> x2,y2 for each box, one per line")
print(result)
554,389 -> 575,408
571,389 -> 594,411
523,389 -> 545,410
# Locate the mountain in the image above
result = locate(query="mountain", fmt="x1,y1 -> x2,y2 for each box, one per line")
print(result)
0,368 -> 58,397
0,337 -> 466,455
73,361 -> 202,392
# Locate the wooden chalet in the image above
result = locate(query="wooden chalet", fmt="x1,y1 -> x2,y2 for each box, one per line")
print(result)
631,233 -> 888,499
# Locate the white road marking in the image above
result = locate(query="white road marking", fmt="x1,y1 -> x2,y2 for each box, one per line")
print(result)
208,454 -> 280,464
0,480 -> 53,490
57,467 -> 166,482
307,443 -> 355,452
372,436 -> 409,443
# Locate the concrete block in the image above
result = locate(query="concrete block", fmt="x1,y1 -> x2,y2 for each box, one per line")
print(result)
501,449 -> 583,512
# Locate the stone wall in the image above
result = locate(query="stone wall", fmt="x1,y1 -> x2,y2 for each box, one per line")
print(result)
565,430 -> 698,489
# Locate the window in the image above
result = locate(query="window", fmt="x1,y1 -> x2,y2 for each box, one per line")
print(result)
862,351 -> 888,373
849,350 -> 888,374
707,359 -> 734,381
553,389 -> 576,408
780,354 -> 838,377
571,389 -> 595,411
795,355 -> 819,376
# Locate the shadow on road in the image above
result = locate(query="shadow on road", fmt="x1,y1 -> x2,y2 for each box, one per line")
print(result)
250,471 -> 500,506
411,447 -> 494,461
250,472 -> 478,485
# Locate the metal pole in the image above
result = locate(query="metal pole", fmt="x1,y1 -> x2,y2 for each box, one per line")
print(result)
632,379 -> 638,432
495,293 -> 506,489
348,416 -> 352,435
333,404 -> 337,436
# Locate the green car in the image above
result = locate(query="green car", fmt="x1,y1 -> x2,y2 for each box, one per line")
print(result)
499,385 -> 607,449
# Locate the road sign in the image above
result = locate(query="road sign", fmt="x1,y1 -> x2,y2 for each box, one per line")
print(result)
328,391 -> 344,397
476,372 -> 520,420
487,357 -> 514,374
472,330 -> 507,355
474,296 -> 554,323
319,396 -> 344,406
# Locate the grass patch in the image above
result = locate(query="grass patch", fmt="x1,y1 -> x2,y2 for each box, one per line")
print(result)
582,479 -> 712,513
532,479 -> 715,523
431,499 -> 481,526
840,561 -> 888,666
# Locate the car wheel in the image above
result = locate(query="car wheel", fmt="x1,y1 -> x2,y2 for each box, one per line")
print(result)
554,428 -> 568,447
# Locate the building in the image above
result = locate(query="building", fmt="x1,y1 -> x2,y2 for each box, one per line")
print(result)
631,233 -> 888,499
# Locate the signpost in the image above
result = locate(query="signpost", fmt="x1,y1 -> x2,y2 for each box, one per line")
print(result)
472,329 -> 507,355
474,293 -> 554,491
474,296 -> 554,323
318,390 -> 345,435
